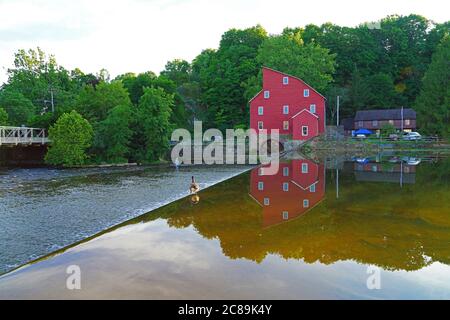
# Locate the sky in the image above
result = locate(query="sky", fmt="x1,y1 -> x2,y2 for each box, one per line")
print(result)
0,0 -> 448,84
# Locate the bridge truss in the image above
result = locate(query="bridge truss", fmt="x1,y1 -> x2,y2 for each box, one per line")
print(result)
0,126 -> 49,146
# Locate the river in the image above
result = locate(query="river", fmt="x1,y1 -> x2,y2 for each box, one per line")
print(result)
0,164 -> 252,274
0,153 -> 449,299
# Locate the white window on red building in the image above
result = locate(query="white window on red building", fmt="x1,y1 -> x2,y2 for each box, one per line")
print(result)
302,163 -> 309,174
302,126 -> 308,136
283,76 -> 289,85
258,106 -> 264,115
282,211 -> 289,220
310,184 -> 316,193
264,198 -> 270,206
303,199 -> 310,208
264,90 -> 270,99
258,182 -> 264,191
283,167 -> 289,176
304,89 -> 310,97
283,121 -> 289,130
258,121 -> 264,130
405,119 -> 411,126
283,105 -> 289,114
310,104 -> 316,114
283,182 -> 289,192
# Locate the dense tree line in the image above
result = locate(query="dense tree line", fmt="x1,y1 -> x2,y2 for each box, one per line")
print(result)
0,14 -> 448,166
0,48 -> 184,166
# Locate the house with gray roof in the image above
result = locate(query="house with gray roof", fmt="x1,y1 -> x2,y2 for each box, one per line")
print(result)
345,108 -> 416,135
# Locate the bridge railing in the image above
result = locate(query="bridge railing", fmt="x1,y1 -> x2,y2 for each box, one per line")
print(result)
0,126 -> 50,146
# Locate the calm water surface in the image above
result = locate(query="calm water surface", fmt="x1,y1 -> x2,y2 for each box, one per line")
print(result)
0,154 -> 449,299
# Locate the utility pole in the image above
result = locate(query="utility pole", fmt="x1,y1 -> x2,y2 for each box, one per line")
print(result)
50,87 -> 55,113
401,106 -> 404,132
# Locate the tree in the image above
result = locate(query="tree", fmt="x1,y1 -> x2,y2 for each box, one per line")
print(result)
381,123 -> 397,137
252,33 -> 336,93
303,23 -> 358,86
415,36 -> 450,138
133,87 -> 173,162
364,73 -> 398,108
160,59 -> 191,86
45,111 -> 93,166
6,47 -> 75,115
194,26 -> 268,129
348,70 -> 399,112
118,71 -> 157,105
75,81 -> 131,123
93,104 -> 133,163
0,108 -> 8,125
0,89 -> 35,125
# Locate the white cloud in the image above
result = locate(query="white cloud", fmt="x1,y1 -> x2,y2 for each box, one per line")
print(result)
0,0 -> 448,84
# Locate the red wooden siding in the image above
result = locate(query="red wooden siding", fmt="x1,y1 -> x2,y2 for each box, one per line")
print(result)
249,67 -> 326,141
250,160 -> 325,227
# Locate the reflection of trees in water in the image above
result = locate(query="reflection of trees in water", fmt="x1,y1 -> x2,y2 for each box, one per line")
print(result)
156,160 -> 450,271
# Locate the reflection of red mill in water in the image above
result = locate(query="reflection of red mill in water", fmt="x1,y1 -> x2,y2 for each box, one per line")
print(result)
249,159 -> 326,227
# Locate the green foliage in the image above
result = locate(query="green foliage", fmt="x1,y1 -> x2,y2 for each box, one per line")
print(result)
0,88 -> 35,125
255,33 -> 336,93
28,111 -> 58,129
415,36 -> 450,138
355,73 -> 399,109
45,111 -> 93,167
0,107 -> 8,125
75,81 -> 131,123
117,72 -> 190,129
161,59 -> 191,86
134,87 -> 174,162
93,104 -> 133,163
117,71 -> 157,105
193,25 -> 268,129
6,47 -> 78,115
381,123 -> 397,137
301,15 -> 448,111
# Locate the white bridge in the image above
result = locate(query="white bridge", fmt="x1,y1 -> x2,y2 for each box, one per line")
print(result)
0,126 -> 49,146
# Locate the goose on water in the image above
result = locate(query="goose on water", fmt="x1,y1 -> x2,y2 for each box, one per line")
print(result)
190,176 -> 200,194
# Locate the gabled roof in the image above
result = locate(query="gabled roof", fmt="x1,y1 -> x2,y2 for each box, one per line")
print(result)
355,108 -> 416,121
248,67 -> 327,104
291,180 -> 318,191
248,90 -> 263,104
263,67 -> 327,100
291,109 -> 319,119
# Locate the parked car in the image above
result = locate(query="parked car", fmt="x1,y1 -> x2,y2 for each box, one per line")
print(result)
403,132 -> 422,141
402,156 -> 422,166
356,134 -> 367,139
389,133 -> 399,141
355,157 -> 370,164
